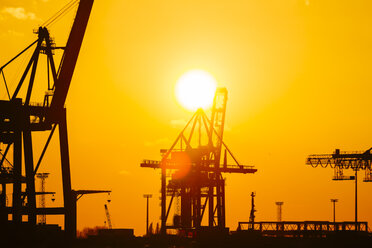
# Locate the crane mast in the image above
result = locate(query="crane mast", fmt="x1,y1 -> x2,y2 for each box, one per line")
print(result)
209,88 -> 228,228
209,87 -> 228,166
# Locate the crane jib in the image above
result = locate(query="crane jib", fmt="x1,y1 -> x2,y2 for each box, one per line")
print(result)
48,0 -> 94,121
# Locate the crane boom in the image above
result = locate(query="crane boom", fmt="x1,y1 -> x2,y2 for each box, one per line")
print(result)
48,0 -> 94,121
209,87 -> 228,167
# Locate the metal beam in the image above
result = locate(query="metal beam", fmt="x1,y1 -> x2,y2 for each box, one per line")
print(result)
48,0 -> 94,119
23,129 -> 37,224
58,109 -> 74,238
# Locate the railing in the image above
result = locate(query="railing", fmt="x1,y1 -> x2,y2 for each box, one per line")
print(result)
238,221 -> 369,237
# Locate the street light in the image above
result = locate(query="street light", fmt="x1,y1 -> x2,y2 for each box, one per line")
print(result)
330,199 -> 338,223
275,202 -> 283,222
143,194 -> 152,236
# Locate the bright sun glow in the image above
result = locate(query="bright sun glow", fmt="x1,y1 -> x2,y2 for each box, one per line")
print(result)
175,70 -> 217,111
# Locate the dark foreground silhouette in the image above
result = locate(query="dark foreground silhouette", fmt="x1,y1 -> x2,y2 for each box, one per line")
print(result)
1,225 -> 371,248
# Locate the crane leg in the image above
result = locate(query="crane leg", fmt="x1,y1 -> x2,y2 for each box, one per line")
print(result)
58,110 -> 75,239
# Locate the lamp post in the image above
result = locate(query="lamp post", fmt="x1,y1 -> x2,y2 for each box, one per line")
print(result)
275,202 -> 283,222
330,199 -> 338,223
143,194 -> 152,236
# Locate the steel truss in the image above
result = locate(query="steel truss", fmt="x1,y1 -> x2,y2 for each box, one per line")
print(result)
238,221 -> 368,237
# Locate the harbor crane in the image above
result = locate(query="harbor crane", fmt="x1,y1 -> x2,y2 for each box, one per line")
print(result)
141,88 -> 257,235
0,0 -> 94,239
306,148 -> 372,229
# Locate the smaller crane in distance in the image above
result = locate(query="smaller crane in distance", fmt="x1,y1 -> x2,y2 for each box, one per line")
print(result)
306,148 -> 372,229
104,204 -> 112,229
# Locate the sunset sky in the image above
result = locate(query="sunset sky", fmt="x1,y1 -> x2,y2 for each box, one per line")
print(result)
0,0 -> 372,235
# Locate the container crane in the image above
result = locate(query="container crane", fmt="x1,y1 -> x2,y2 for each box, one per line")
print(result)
306,148 -> 372,230
141,88 -> 257,235
0,0 -> 94,239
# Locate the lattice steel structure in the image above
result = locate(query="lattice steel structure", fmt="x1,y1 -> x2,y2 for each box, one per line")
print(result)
238,221 -> 368,237
307,148 -> 372,181
141,88 -> 257,234
36,173 -> 49,224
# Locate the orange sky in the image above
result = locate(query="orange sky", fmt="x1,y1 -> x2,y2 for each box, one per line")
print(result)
0,0 -> 372,236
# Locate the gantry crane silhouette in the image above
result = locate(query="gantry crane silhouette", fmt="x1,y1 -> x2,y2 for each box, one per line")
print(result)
141,88 -> 257,235
0,0 -> 94,239
306,148 -> 372,229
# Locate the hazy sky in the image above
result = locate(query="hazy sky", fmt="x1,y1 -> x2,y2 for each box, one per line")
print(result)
0,0 -> 371,235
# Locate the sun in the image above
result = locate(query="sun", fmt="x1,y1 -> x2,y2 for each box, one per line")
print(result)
175,70 -> 217,111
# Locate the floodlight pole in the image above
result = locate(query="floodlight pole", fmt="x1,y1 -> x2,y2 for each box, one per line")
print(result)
330,199 -> 338,223
355,170 -> 358,229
